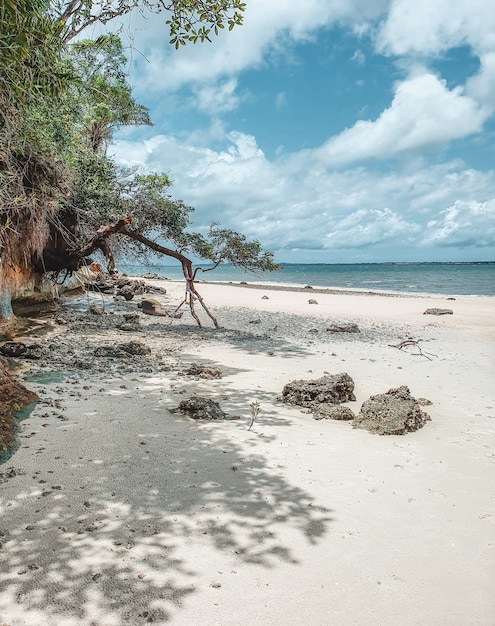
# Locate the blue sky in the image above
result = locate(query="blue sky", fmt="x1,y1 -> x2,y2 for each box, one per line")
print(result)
110,0 -> 495,263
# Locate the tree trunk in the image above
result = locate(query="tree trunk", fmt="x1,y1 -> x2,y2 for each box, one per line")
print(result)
120,227 -> 219,328
0,290 -> 13,321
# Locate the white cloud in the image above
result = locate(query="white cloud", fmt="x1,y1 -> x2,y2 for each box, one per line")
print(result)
323,208 -> 420,248
191,78 -> 241,115
424,199 -> 495,247
125,0 -> 388,94
376,0 -> 495,57
111,131 -> 495,259
222,131 -> 265,161
465,52 -> 495,106
316,72 -> 490,166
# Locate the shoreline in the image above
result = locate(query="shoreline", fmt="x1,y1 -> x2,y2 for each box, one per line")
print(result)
0,281 -> 494,625
193,278 -> 493,299
137,272 -> 495,299
126,259 -> 495,297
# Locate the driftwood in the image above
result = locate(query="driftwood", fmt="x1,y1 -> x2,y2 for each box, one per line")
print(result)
388,338 -> 437,360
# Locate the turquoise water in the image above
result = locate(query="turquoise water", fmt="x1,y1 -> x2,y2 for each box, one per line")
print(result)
23,370 -> 75,385
121,261 -> 495,297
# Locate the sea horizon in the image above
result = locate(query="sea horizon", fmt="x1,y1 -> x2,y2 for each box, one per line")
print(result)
119,259 -> 495,297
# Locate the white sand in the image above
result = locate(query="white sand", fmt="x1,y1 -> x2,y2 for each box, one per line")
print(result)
0,281 -> 494,625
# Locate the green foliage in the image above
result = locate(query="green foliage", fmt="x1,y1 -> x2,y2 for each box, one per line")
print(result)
49,1 -> 246,44
204,223 -> 281,271
1,1 -> 68,112
1,0 -> 276,286
121,173 -> 193,241
67,35 -> 152,153
167,0 -> 246,48
69,153 -> 122,226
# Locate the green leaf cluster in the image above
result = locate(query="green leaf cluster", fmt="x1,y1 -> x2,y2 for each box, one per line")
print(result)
168,1 -> 246,48
49,0 -> 246,44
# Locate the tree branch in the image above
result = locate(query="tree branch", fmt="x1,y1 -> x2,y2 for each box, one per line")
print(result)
121,226 -> 219,327
77,216 -> 132,258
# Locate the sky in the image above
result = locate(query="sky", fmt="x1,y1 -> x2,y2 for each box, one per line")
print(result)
109,0 -> 495,263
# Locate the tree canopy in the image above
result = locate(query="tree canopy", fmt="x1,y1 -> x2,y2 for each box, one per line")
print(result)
0,0 -> 281,325
50,0 -> 246,44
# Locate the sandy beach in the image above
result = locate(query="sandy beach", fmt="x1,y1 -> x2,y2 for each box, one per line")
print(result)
1,279 -> 494,625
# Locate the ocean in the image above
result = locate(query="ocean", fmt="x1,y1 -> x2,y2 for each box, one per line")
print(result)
120,261 -> 495,297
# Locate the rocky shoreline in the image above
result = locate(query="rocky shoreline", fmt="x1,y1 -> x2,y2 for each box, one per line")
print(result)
0,278 -> 494,626
0,275 -> 485,459
0,271 -> 424,468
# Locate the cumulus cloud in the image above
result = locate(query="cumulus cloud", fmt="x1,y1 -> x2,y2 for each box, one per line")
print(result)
112,130 -> 495,258
424,199 -> 495,247
323,208 -> 420,248
191,78 -> 241,115
465,52 -> 495,106
376,0 -> 495,57
316,72 -> 490,166
110,1 -> 495,261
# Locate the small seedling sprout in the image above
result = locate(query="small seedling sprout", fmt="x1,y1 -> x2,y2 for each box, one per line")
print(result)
248,400 -> 260,431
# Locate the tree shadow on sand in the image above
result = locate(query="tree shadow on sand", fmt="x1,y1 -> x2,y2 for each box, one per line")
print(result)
0,381 -> 333,625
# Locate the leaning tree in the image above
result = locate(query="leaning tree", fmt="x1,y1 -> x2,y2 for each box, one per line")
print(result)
41,165 -> 279,327
30,34 -> 279,327
1,1 -> 277,325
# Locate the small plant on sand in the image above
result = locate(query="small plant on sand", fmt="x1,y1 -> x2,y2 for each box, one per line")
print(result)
248,400 -> 260,431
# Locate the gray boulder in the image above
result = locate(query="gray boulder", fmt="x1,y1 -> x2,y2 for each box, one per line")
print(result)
115,285 -> 135,301
313,405 -> 356,421
138,298 -> 166,316
138,298 -> 166,317
353,385 -> 431,435
0,342 -> 27,357
280,373 -> 356,408
173,397 -> 239,421
424,308 -> 453,315
182,364 -> 223,379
